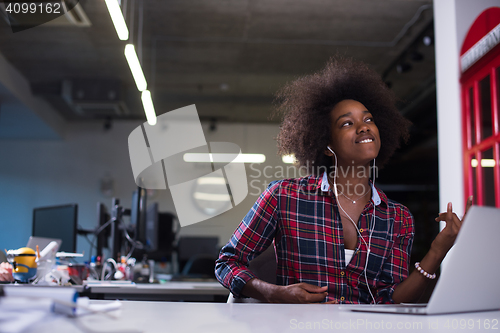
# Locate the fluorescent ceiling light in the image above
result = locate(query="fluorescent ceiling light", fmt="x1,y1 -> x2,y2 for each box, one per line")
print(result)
193,192 -> 231,202
471,159 -> 496,167
196,177 -> 227,185
282,154 -> 296,164
141,90 -> 157,126
104,0 -> 129,40
183,153 -> 266,163
124,44 -> 147,91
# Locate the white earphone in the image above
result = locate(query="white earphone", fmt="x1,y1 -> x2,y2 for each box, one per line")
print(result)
327,146 -> 339,197
327,146 -> 377,304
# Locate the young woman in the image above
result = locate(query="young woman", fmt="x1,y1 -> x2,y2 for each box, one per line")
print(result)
215,58 -> 471,304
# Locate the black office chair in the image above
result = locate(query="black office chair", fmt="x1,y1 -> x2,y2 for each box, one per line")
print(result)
227,245 -> 277,303
177,236 -> 219,273
181,254 -> 217,278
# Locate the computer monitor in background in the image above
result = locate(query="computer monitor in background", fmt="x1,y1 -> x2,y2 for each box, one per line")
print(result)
145,203 -> 176,261
131,187 -> 147,246
32,204 -> 78,253
157,212 -> 176,254
145,202 -> 159,250
177,236 -> 219,272
96,202 -> 111,258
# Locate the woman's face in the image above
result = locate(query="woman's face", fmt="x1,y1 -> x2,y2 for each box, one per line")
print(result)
326,99 -> 381,167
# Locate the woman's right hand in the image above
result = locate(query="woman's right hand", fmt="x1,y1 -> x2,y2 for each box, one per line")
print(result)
242,278 -> 332,303
0,262 -> 14,282
272,283 -> 329,303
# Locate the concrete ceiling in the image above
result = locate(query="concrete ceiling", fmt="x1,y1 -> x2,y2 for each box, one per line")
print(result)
0,0 -> 435,124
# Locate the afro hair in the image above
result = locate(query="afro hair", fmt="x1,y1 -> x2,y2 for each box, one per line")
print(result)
275,57 -> 411,174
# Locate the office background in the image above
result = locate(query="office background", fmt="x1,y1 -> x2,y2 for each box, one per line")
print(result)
0,118 -> 281,254
0,0 -> 498,262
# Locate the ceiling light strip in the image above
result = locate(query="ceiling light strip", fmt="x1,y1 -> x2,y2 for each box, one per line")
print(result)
124,44 -> 147,92
104,0 -> 129,41
183,153 -> 266,163
193,192 -> 231,202
196,177 -> 227,185
141,90 -> 157,126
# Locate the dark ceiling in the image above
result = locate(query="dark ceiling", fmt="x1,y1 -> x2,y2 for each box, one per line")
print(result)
0,0 -> 435,123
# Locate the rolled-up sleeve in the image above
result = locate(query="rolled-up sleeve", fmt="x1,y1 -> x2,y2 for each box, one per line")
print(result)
215,181 -> 280,297
374,206 -> 414,304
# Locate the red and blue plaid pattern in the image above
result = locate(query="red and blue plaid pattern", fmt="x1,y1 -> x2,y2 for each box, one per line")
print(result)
215,174 -> 414,304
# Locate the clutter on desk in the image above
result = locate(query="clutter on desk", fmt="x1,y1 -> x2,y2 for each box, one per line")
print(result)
1,194 -> 203,287
0,285 -> 122,333
133,256 -> 154,283
4,243 -> 88,286
56,252 -> 84,258
6,248 -> 37,283
99,256 -> 136,281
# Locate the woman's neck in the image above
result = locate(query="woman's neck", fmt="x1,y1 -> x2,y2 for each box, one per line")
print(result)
329,163 -> 372,197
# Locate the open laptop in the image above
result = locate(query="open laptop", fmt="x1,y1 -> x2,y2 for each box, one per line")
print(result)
26,236 -> 62,256
345,205 -> 500,315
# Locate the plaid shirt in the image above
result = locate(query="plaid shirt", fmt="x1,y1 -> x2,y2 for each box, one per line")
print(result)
215,174 -> 414,304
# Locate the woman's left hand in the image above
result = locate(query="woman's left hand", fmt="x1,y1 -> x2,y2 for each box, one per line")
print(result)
432,196 -> 473,258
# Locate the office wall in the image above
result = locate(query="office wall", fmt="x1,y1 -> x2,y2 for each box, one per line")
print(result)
434,0 -> 464,215
0,119 -> 282,258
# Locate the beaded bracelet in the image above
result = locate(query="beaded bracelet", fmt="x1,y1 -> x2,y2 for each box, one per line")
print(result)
414,262 -> 436,279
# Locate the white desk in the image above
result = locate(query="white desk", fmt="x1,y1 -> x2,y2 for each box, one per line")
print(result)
25,301 -> 500,333
83,281 -> 229,302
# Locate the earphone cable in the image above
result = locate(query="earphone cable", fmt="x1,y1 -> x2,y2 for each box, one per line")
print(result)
328,147 -> 377,304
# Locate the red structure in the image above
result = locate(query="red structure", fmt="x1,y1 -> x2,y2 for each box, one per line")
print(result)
460,7 -> 500,208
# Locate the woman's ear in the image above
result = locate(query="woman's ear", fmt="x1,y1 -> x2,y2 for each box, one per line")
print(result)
324,146 -> 334,156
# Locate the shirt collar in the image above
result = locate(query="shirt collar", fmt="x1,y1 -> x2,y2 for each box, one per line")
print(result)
319,171 -> 383,206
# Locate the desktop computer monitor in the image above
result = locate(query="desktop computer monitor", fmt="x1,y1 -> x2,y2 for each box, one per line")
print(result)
96,202 -> 111,258
145,202 -> 159,250
130,201 -> 176,261
145,203 -> 176,261
131,187 -> 147,245
108,191 -> 176,261
32,204 -> 78,253
110,189 -> 148,260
